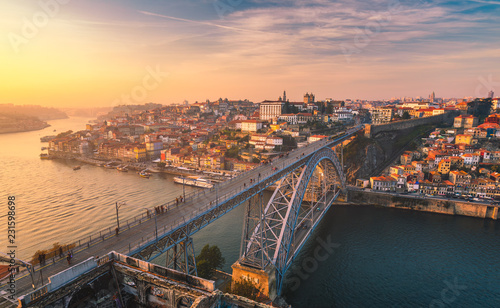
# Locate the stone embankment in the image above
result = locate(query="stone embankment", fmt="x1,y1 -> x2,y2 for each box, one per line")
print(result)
46,153 -> 234,181
347,189 -> 499,220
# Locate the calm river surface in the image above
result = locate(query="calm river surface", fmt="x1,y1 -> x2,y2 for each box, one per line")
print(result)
1,117 -> 499,307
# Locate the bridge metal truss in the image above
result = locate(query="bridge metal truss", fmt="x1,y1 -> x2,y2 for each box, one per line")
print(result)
129,127 -> 358,283
239,147 -> 345,294
129,154 -> 312,262
164,237 -> 197,276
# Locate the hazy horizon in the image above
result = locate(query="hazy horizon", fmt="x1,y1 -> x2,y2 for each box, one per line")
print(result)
2,0 -> 499,108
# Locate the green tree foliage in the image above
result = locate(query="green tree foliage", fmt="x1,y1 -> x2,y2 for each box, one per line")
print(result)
326,104 -> 334,114
157,162 -> 166,168
402,111 -> 411,119
239,134 -> 250,143
56,130 -> 73,138
490,165 -> 500,172
252,157 -> 261,164
314,121 -> 326,129
281,135 -> 297,150
283,102 -> 299,114
196,244 -> 225,279
257,128 -> 267,134
232,277 -> 261,301
468,98 -> 492,121
225,146 -> 240,158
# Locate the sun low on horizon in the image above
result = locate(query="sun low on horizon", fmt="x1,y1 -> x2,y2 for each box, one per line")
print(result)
1,0 -> 500,108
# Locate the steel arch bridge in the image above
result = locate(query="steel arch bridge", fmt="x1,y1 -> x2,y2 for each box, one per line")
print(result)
128,125 -> 363,298
238,146 -> 345,296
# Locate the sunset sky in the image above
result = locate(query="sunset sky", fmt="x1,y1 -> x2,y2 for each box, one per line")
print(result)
1,0 -> 500,108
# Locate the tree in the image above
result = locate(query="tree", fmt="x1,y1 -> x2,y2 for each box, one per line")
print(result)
239,134 -> 250,143
225,146 -> 240,158
56,130 -> 73,138
252,157 -> 260,164
157,162 -> 166,168
468,98 -> 492,121
281,135 -> 297,150
326,104 -> 334,114
232,277 -> 262,301
283,102 -> 299,114
314,121 -> 326,129
402,111 -> 411,119
257,128 -> 267,134
196,244 -> 225,279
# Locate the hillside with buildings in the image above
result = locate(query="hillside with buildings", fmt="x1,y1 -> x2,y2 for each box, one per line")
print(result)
363,108 -> 500,201
0,113 -> 50,134
0,104 -> 68,134
41,92 -> 497,183
0,104 -> 67,121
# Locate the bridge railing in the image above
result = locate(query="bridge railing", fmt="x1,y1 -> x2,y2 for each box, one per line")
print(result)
125,156 -> 313,256
42,182 -> 222,265
39,126 -> 363,265
126,177 -> 274,255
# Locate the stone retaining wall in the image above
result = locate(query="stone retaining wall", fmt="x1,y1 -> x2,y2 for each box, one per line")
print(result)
347,189 -> 499,220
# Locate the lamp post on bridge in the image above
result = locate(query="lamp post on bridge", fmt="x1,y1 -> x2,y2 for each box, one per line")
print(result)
182,176 -> 186,201
115,201 -> 126,232
143,207 -> 158,242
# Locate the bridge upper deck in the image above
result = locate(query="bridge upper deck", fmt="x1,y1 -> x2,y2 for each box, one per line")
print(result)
1,125 -> 363,298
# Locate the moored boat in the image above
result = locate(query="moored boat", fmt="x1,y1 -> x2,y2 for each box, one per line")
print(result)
40,153 -> 51,160
139,170 -> 151,178
173,176 -> 213,188
40,135 -> 56,142
117,165 -> 128,172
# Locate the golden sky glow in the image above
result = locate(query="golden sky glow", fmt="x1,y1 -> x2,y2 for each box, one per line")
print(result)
1,0 -> 500,108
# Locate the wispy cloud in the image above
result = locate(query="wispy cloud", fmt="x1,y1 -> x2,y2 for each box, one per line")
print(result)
138,10 -> 266,33
3,0 -> 500,106
468,0 -> 500,5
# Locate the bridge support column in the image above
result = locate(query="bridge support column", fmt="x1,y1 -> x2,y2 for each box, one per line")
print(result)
231,261 -> 277,301
136,280 -> 148,306
165,237 -> 197,276
364,124 -> 371,138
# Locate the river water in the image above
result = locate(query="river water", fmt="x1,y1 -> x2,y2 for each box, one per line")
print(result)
1,117 -> 499,307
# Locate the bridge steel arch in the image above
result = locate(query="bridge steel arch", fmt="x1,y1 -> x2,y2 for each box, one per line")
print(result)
238,146 -> 345,296
128,125 -> 362,283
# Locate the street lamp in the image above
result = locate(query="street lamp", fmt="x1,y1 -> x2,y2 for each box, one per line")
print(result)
183,177 -> 186,200
144,207 -> 158,242
115,201 -> 126,231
